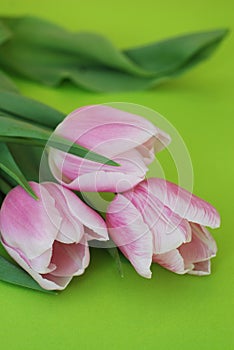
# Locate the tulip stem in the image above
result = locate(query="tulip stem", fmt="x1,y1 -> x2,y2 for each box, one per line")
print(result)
106,247 -> 124,278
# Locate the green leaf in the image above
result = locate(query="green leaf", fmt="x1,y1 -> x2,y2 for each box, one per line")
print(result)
0,16 -> 229,92
0,91 -> 65,128
0,116 -> 119,166
0,191 -> 3,205
0,142 -> 37,198
124,29 -> 228,76
0,18 -> 11,44
0,70 -> 19,93
0,254 -> 56,294
0,175 -> 12,195
7,144 -> 42,182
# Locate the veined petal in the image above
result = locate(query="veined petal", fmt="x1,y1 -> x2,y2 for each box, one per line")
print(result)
42,182 -> 108,242
29,248 -> 56,274
153,249 -> 193,274
49,147 -> 149,192
179,223 -> 217,267
40,274 -> 73,289
49,106 -> 171,194
143,178 -> 220,228
61,170 -> 145,193
124,184 -> 191,254
42,182 -> 84,243
136,136 -> 156,165
0,182 -> 61,260
188,260 -> 211,276
49,240 -> 90,277
106,194 -> 153,278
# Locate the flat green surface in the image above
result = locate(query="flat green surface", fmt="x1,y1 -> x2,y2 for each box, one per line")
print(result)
0,0 -> 233,349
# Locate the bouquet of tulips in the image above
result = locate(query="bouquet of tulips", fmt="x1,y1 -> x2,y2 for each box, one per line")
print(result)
0,97 -> 220,292
0,17 -> 226,292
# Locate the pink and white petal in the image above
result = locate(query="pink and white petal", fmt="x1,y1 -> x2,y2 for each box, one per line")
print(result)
124,186 -> 191,254
106,194 -> 153,278
48,147 -> 103,181
188,260 -> 211,276
42,183 -> 84,243
136,137 -> 155,165
29,248 -> 56,274
60,170 -> 145,193
0,182 -> 61,260
179,223 -> 217,266
144,178 -> 220,228
40,274 -> 73,290
114,148 -> 149,177
84,227 -> 110,242
48,139 -> 159,183
48,147 -> 148,192
44,186 -> 108,241
49,240 -> 90,277
53,105 -> 171,158
150,207 -> 191,254
153,249 -> 193,274
1,240 -> 68,290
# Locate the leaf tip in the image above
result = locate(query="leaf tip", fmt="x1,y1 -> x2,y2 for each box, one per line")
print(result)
106,159 -> 121,167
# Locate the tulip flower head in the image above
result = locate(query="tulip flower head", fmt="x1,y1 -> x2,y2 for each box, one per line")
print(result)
48,105 -> 171,192
106,178 -> 220,278
0,182 -> 108,290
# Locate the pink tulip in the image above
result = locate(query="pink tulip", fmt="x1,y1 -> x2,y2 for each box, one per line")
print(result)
106,178 -> 220,278
0,182 -> 108,290
48,105 -> 171,192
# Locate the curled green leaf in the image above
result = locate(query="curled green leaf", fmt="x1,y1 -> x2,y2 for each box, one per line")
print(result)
0,16 -> 229,92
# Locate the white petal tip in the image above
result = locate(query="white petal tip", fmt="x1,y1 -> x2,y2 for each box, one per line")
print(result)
137,269 -> 152,279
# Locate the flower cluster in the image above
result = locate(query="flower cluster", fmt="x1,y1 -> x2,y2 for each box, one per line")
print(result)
0,106 -> 220,290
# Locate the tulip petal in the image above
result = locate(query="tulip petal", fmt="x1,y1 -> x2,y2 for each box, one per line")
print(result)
62,170 -> 145,193
106,194 -> 153,278
49,138 -> 148,178
188,260 -> 211,276
179,223 -> 217,269
1,240 -> 71,290
42,182 -> 108,241
124,184 -> 191,254
0,182 -> 61,260
49,147 -> 149,192
153,249 -> 193,274
42,182 -> 84,243
136,136 -> 156,165
49,240 -> 90,277
144,178 -> 220,228
54,105 -> 171,158
29,248 -> 56,274
49,106 -> 171,193
40,274 -> 73,289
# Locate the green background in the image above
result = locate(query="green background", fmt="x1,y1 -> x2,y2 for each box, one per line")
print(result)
0,0 -> 233,349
